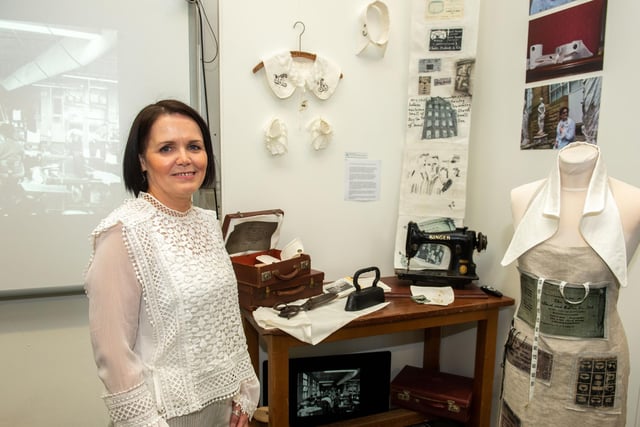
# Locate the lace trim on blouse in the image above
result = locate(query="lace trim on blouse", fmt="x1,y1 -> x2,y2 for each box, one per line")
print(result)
139,192 -> 192,217
103,381 -> 163,427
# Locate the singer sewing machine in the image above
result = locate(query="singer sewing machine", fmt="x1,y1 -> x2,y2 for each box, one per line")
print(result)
396,221 -> 487,287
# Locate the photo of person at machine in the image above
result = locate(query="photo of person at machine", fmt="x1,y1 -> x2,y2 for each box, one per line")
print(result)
296,369 -> 361,419
397,220 -> 487,286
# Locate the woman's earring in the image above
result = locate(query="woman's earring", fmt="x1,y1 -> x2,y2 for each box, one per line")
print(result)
142,171 -> 147,183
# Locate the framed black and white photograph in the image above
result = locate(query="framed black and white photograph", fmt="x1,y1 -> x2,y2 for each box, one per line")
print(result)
263,351 -> 391,426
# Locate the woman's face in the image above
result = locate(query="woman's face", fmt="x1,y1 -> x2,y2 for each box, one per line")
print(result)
139,113 -> 207,211
560,109 -> 568,120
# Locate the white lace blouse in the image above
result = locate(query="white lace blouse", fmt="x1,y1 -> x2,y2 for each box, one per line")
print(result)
85,193 -> 259,426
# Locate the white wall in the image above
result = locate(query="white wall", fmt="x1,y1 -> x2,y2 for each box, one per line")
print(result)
1,1 -> 640,426
471,1 -> 640,423
0,295 -> 109,426
217,0 -> 408,279
218,0 -> 640,426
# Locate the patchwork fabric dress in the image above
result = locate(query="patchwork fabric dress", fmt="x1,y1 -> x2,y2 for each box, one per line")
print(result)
500,242 -> 628,426
500,147 -> 631,426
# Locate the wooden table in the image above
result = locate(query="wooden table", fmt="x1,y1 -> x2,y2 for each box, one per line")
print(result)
242,276 -> 514,427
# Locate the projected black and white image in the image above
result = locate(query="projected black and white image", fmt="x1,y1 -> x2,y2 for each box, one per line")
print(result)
296,369 -> 361,419
0,19 -> 120,216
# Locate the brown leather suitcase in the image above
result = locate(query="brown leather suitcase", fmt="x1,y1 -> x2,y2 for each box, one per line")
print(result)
229,248 -> 311,286
222,209 -> 322,310
390,365 -> 473,423
237,269 -> 325,311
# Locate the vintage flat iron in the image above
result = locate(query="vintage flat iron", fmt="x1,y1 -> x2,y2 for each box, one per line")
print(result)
397,221 -> 487,287
345,266 -> 385,311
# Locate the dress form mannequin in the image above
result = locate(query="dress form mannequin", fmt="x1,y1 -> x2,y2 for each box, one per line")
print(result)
499,142 -> 640,426
509,142 -> 640,261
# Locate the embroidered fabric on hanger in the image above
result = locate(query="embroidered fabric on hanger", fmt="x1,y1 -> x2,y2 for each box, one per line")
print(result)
259,51 -> 342,100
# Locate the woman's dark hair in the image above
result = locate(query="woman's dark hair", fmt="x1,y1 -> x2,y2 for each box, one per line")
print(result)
122,99 -> 215,196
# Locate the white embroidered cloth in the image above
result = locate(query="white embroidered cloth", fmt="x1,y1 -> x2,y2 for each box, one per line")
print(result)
261,51 -> 342,100
253,297 -> 389,345
410,285 -> 454,306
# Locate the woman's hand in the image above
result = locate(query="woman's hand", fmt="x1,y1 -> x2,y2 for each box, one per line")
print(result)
230,402 -> 249,427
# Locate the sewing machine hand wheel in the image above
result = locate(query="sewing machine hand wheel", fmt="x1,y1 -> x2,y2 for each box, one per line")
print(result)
475,232 -> 488,252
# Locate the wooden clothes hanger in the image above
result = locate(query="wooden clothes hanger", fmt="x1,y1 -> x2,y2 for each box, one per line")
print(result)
252,21 -> 342,78
252,51 -> 317,74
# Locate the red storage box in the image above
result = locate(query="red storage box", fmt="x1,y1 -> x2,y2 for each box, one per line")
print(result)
390,365 -> 473,423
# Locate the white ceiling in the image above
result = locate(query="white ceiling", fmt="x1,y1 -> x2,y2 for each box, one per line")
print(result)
0,20 -> 117,91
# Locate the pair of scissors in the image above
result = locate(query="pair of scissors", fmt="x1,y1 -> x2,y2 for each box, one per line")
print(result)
273,292 -> 338,319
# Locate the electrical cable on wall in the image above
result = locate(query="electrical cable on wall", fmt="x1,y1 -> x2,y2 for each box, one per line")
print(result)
192,0 -> 217,133
188,0 -> 221,212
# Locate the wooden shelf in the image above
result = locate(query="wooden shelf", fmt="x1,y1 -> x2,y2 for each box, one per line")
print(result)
321,408 -> 427,426
250,408 -> 427,427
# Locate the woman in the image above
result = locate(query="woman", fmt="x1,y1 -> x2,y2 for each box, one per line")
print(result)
85,99 -> 259,427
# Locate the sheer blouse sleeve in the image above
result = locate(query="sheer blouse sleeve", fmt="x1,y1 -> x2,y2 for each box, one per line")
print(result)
86,223 -> 168,427
234,375 -> 260,418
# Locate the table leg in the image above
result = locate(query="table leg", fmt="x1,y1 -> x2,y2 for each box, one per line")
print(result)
242,316 -> 260,377
423,327 -> 441,371
471,310 -> 499,427
266,335 -> 290,427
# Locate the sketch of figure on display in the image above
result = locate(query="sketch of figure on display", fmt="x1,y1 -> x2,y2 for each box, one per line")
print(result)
406,152 -> 459,196
399,144 -> 467,221
407,153 -> 428,194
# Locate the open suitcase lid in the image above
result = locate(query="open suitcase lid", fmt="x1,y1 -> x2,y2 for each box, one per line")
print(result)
221,209 -> 284,257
